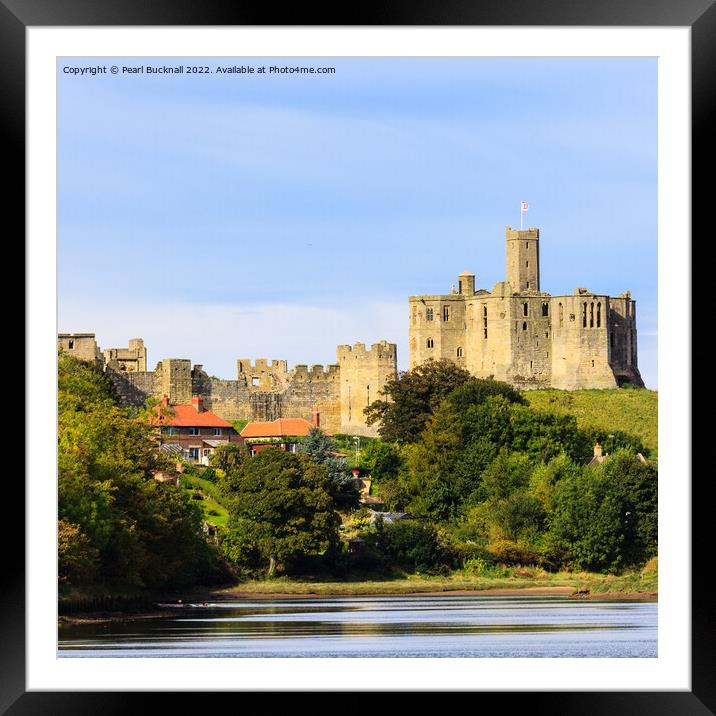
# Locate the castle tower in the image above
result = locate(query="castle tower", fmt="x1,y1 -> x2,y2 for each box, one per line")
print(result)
458,271 -> 475,296
158,358 -> 193,404
506,226 -> 540,293
337,340 -> 397,436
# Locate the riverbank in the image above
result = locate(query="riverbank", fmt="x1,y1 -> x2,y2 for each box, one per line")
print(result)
59,566 -> 657,623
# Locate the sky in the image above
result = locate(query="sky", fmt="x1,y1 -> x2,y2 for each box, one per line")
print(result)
58,57 -> 657,388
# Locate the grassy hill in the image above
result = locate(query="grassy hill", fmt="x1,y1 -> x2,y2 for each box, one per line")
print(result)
525,388 -> 658,458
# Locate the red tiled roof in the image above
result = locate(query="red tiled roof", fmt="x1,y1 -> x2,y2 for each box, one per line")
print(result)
152,403 -> 232,428
240,418 -> 316,438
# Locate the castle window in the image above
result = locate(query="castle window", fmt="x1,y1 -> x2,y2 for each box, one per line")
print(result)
526,242 -> 529,248
367,385 -> 370,405
530,361 -> 533,370
426,338 -> 434,349
526,281 -> 530,289
523,302 -> 529,317
559,303 -> 564,328
526,260 -> 529,267
68,339 -> 74,349
443,306 -> 450,321
484,328 -> 488,339
582,303 -> 587,328
483,305 -> 487,317
592,360 -> 595,368
542,302 -> 549,317
457,347 -> 463,358
590,302 -> 595,328
252,377 -> 260,386
458,280 -> 462,294
522,322 -> 527,331
597,302 -> 602,328
426,307 -> 433,321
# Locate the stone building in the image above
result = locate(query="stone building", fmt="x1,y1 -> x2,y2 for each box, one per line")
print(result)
57,333 -> 103,368
408,226 -> 644,390
60,335 -> 398,437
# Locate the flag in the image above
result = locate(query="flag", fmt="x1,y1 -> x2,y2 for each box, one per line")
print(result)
521,202 -> 529,211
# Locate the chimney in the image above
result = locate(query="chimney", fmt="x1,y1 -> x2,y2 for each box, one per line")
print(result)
593,442 -> 603,458
311,408 -> 320,428
191,395 -> 204,413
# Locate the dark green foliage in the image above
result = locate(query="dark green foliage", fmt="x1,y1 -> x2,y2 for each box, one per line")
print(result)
297,427 -> 360,509
364,359 -> 472,443
367,519 -> 451,573
221,448 -> 341,576
209,442 -> 248,476
58,353 -> 227,590
359,440 -> 403,482
547,450 -> 657,571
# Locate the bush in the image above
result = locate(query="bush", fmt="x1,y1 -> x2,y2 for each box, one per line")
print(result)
486,539 -> 541,566
367,520 -> 453,573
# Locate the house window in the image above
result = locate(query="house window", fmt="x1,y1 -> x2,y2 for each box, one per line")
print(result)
166,427 -> 177,436
189,427 -> 200,436
457,347 -> 463,358
203,448 -> 210,457
443,306 -> 450,322
426,338 -> 434,349
213,428 -> 222,436
426,308 -> 434,321
188,447 -> 199,461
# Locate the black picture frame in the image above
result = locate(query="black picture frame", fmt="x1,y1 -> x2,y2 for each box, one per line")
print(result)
8,0 -> 707,711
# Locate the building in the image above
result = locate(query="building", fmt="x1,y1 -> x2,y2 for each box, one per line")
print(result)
240,414 -> 320,455
60,335 -> 398,437
408,226 -> 644,390
152,395 -> 242,464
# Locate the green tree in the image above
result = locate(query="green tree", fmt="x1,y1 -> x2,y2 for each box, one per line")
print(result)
297,427 -> 359,509
364,359 -> 472,443
210,442 -> 248,477
222,448 -> 341,576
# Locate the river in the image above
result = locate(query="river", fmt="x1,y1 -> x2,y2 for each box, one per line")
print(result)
58,594 -> 657,658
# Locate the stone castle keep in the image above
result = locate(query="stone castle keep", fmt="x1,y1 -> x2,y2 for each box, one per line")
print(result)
57,333 -> 397,436
408,226 -> 644,390
60,223 -> 644,434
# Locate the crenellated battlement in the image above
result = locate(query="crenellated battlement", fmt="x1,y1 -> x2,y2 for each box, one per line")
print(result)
337,340 -> 397,362
237,358 -> 289,374
291,364 -> 340,381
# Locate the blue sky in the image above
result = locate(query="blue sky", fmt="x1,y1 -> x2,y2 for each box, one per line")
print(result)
58,57 -> 657,388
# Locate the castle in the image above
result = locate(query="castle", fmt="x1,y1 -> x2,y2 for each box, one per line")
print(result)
408,226 -> 643,390
59,223 -> 644,434
57,333 -> 397,436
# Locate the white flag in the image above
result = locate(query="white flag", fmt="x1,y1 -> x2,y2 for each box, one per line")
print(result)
521,202 -> 529,211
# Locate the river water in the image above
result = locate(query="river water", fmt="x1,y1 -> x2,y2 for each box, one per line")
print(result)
58,595 -> 657,658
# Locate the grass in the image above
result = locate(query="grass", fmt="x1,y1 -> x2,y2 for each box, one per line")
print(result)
208,562 -> 657,599
526,387 -> 658,458
179,474 -> 231,528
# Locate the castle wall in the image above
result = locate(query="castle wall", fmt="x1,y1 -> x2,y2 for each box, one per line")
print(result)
506,294 -> 552,388
607,295 -> 644,386
549,294 -> 617,390
108,370 -> 158,406
103,338 -> 147,372
58,333 -> 102,368
338,341 -> 398,436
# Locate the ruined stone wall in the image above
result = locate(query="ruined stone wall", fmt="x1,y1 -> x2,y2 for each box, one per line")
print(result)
58,333 -> 102,368
607,295 -> 644,386
338,341 -> 398,436
280,364 -> 341,432
103,338 -> 147,372
107,369 -> 158,406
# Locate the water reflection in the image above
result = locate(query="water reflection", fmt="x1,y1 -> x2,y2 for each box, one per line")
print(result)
58,595 -> 657,658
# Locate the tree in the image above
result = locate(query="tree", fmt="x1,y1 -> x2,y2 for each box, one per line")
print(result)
222,448 -> 341,576
210,442 -> 247,477
364,359 -> 472,443
297,427 -> 360,509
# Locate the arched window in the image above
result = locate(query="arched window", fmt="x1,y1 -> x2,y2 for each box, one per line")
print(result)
522,321 -> 528,331
426,338 -> 434,348
542,302 -> 549,317
457,347 -> 463,358
443,306 -> 450,322
426,307 -> 434,321
589,302 -> 594,328
523,302 -> 529,317
596,302 -> 601,328
559,302 -> 563,328
582,303 -> 587,328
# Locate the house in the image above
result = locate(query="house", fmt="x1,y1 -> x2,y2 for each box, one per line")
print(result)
152,394 -> 242,464
240,411 -> 322,455
587,441 -> 648,467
